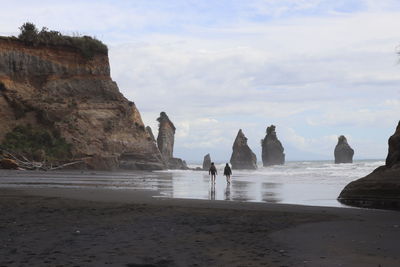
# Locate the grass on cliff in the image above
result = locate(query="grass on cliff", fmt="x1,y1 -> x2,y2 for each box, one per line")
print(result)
17,22 -> 107,60
1,125 -> 72,162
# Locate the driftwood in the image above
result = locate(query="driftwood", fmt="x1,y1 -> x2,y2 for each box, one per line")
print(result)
0,149 -> 84,171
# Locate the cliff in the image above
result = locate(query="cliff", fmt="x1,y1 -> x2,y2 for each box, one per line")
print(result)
0,36 -> 164,170
338,121 -> 400,209
261,125 -> 285,166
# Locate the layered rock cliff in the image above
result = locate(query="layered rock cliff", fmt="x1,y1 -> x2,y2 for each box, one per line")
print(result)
261,125 -> 285,166
338,121 -> 400,209
334,135 -> 354,164
230,129 -> 257,170
0,36 -> 164,170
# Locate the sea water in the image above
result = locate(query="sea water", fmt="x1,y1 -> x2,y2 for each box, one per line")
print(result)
0,160 -> 384,207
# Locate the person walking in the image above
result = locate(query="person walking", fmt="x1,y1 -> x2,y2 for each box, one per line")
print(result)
209,162 -> 217,183
223,163 -> 232,184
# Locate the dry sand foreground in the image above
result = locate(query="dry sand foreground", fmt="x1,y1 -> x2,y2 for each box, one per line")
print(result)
0,188 -> 399,267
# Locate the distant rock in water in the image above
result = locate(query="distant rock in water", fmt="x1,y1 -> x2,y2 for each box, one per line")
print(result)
261,125 -> 285,166
230,129 -> 257,170
156,112 -> 188,170
338,121 -> 400,209
334,135 -> 354,164
203,154 -> 211,170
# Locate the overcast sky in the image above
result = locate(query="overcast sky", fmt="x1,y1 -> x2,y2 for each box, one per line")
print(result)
1,0 -> 400,162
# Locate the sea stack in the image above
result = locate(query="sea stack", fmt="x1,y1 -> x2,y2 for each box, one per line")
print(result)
157,112 -> 175,162
203,154 -> 211,170
230,129 -> 257,170
338,121 -> 400,209
261,125 -> 285,166
334,135 -> 354,164
156,112 -> 188,169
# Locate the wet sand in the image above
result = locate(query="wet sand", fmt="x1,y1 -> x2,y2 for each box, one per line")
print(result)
1,187 -> 400,267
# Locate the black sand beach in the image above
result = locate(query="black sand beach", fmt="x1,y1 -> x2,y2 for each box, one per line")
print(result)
1,187 -> 400,267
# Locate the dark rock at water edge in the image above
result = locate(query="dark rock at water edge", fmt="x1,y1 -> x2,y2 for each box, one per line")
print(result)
338,121 -> 400,209
230,129 -> 257,170
334,135 -> 354,164
119,153 -> 165,170
261,125 -> 285,166
168,158 -> 189,170
203,154 -> 211,170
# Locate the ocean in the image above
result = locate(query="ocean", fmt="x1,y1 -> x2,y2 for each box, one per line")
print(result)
0,160 -> 384,208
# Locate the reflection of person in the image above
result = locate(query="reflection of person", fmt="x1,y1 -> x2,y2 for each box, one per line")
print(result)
223,163 -> 232,184
224,183 -> 231,201
210,182 -> 216,200
209,162 -> 217,183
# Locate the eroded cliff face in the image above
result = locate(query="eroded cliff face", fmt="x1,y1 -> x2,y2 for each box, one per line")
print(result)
338,122 -> 400,209
0,37 -> 164,170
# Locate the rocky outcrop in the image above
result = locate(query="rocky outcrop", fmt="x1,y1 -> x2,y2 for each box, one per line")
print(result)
168,158 -> 188,170
156,112 -> 188,170
338,121 -> 400,209
203,154 -> 211,170
334,135 -> 354,164
157,112 -> 175,162
261,125 -> 285,166
230,129 -> 257,170
0,36 -> 164,170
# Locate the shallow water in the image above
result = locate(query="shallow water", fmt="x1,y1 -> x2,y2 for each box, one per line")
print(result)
0,160 -> 384,207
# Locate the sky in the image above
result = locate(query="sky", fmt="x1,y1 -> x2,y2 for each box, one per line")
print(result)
1,0 -> 400,162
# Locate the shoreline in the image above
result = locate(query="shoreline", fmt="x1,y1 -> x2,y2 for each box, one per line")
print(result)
1,187 -> 400,266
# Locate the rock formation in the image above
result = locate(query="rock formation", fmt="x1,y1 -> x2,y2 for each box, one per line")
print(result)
0,35 -> 164,170
156,112 -> 188,170
146,126 -> 156,143
230,129 -> 257,170
203,154 -> 211,170
157,112 -> 175,162
338,121 -> 400,209
261,125 -> 285,166
334,135 -> 354,164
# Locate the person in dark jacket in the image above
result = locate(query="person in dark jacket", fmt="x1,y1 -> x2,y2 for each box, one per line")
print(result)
209,162 -> 217,183
223,163 -> 232,184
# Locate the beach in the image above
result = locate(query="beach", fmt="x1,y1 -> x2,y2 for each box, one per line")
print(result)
1,187 -> 400,267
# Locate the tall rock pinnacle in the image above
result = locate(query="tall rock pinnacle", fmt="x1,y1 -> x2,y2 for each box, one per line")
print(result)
230,129 -> 257,170
261,125 -> 285,166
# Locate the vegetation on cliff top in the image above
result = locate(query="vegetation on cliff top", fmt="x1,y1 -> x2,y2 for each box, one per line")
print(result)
0,125 -> 72,162
17,22 -> 108,59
